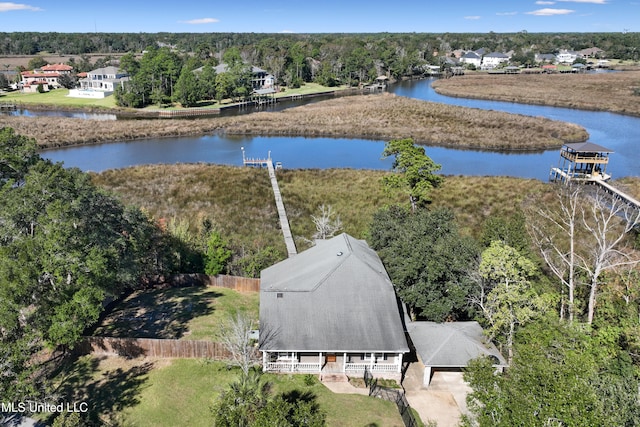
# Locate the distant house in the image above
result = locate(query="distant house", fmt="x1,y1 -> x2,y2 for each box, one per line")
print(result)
70,66 -> 129,98
460,51 -> 482,68
481,52 -> 510,70
20,63 -> 73,91
406,321 -> 507,387
535,53 -> 557,64
578,47 -> 604,59
556,49 -> 579,64
194,63 -> 276,91
78,66 -> 129,92
259,233 -> 409,380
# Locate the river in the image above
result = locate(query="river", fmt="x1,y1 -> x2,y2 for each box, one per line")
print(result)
41,79 -> 640,180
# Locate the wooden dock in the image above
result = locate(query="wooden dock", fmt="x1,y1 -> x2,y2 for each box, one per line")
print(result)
243,150 -> 297,257
591,179 -> 640,214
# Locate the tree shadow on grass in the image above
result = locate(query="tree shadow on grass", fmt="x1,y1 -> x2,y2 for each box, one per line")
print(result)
49,355 -> 152,426
93,286 -> 221,339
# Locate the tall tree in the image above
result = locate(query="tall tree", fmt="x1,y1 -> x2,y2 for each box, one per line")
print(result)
581,188 -> 640,324
0,129 -> 167,399
369,206 -> 479,321
173,64 -> 201,107
381,138 -> 442,212
477,241 -> 549,363
526,183 -> 584,322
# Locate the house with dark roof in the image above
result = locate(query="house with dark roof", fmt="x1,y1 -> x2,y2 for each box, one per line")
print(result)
259,233 -> 409,379
194,63 -> 276,91
406,321 -> 507,387
460,51 -> 482,68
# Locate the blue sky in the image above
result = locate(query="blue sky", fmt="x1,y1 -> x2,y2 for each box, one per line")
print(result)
0,0 -> 637,33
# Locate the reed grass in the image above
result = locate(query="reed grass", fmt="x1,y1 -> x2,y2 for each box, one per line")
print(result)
432,71 -> 640,117
4,93 -> 587,150
90,164 -> 624,251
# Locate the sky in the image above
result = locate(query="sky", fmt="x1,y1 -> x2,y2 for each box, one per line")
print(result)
0,0 -> 637,33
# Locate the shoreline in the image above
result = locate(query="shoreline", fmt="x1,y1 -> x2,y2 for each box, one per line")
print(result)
3,93 -> 588,152
432,71 -> 640,118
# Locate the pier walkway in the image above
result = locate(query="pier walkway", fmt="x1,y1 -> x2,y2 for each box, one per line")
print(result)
244,150 -> 297,257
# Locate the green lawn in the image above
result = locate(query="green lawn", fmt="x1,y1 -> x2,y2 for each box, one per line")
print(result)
1,82 -> 347,111
1,88 -> 117,108
49,357 -> 409,427
92,286 -> 259,341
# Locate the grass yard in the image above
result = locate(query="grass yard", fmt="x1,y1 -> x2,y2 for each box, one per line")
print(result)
93,286 -> 259,341
1,87 -> 117,109
48,356 -> 409,427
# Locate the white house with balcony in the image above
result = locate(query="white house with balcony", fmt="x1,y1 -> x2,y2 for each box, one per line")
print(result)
70,66 -> 129,98
259,233 -> 409,380
556,49 -> 579,64
481,52 -> 510,70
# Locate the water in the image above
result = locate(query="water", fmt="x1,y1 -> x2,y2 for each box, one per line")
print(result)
3,108 -> 116,120
41,78 -> 640,179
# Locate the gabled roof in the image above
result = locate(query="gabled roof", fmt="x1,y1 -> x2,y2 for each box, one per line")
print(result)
485,52 -> 509,58
462,52 -> 481,59
407,321 -> 507,367
259,233 -> 409,353
564,142 -> 614,153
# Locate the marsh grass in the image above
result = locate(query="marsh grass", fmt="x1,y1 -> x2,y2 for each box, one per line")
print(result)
5,93 -> 586,150
92,164 -> 284,252
432,71 -> 640,117
89,164 -> 611,250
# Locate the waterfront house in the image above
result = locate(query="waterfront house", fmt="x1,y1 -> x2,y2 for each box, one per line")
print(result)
20,63 -> 74,91
556,49 -> 579,64
481,52 -> 510,70
460,51 -> 482,68
194,63 -> 276,91
77,66 -> 129,93
259,233 -> 409,380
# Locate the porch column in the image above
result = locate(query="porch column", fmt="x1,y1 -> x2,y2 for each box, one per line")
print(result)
423,366 -> 432,387
319,352 -> 323,372
291,352 -> 296,372
370,353 -> 374,371
396,354 -> 402,373
262,351 -> 267,372
342,353 -> 347,373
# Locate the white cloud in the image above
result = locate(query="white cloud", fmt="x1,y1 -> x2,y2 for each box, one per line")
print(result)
279,30 -> 295,33
536,1 -> 556,4
464,15 -> 481,20
558,0 -> 608,3
178,18 -> 219,25
526,8 -> 575,15
0,2 -> 43,12
496,11 -> 518,16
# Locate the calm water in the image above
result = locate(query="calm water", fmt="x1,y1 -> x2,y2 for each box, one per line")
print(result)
3,108 -> 117,120
42,78 -> 640,180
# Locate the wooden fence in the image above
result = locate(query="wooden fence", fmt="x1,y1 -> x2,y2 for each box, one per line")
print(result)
165,274 -> 260,292
78,336 -> 234,359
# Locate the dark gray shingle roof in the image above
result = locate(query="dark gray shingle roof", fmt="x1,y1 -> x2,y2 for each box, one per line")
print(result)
259,233 -> 409,353
407,321 -> 507,367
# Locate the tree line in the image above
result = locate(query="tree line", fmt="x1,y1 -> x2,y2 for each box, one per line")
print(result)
2,31 -> 639,60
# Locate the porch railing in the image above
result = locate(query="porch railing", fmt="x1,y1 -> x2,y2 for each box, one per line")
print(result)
265,362 -> 321,372
345,363 -> 399,373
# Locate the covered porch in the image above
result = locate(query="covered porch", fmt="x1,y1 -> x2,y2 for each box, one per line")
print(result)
262,351 -> 403,376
